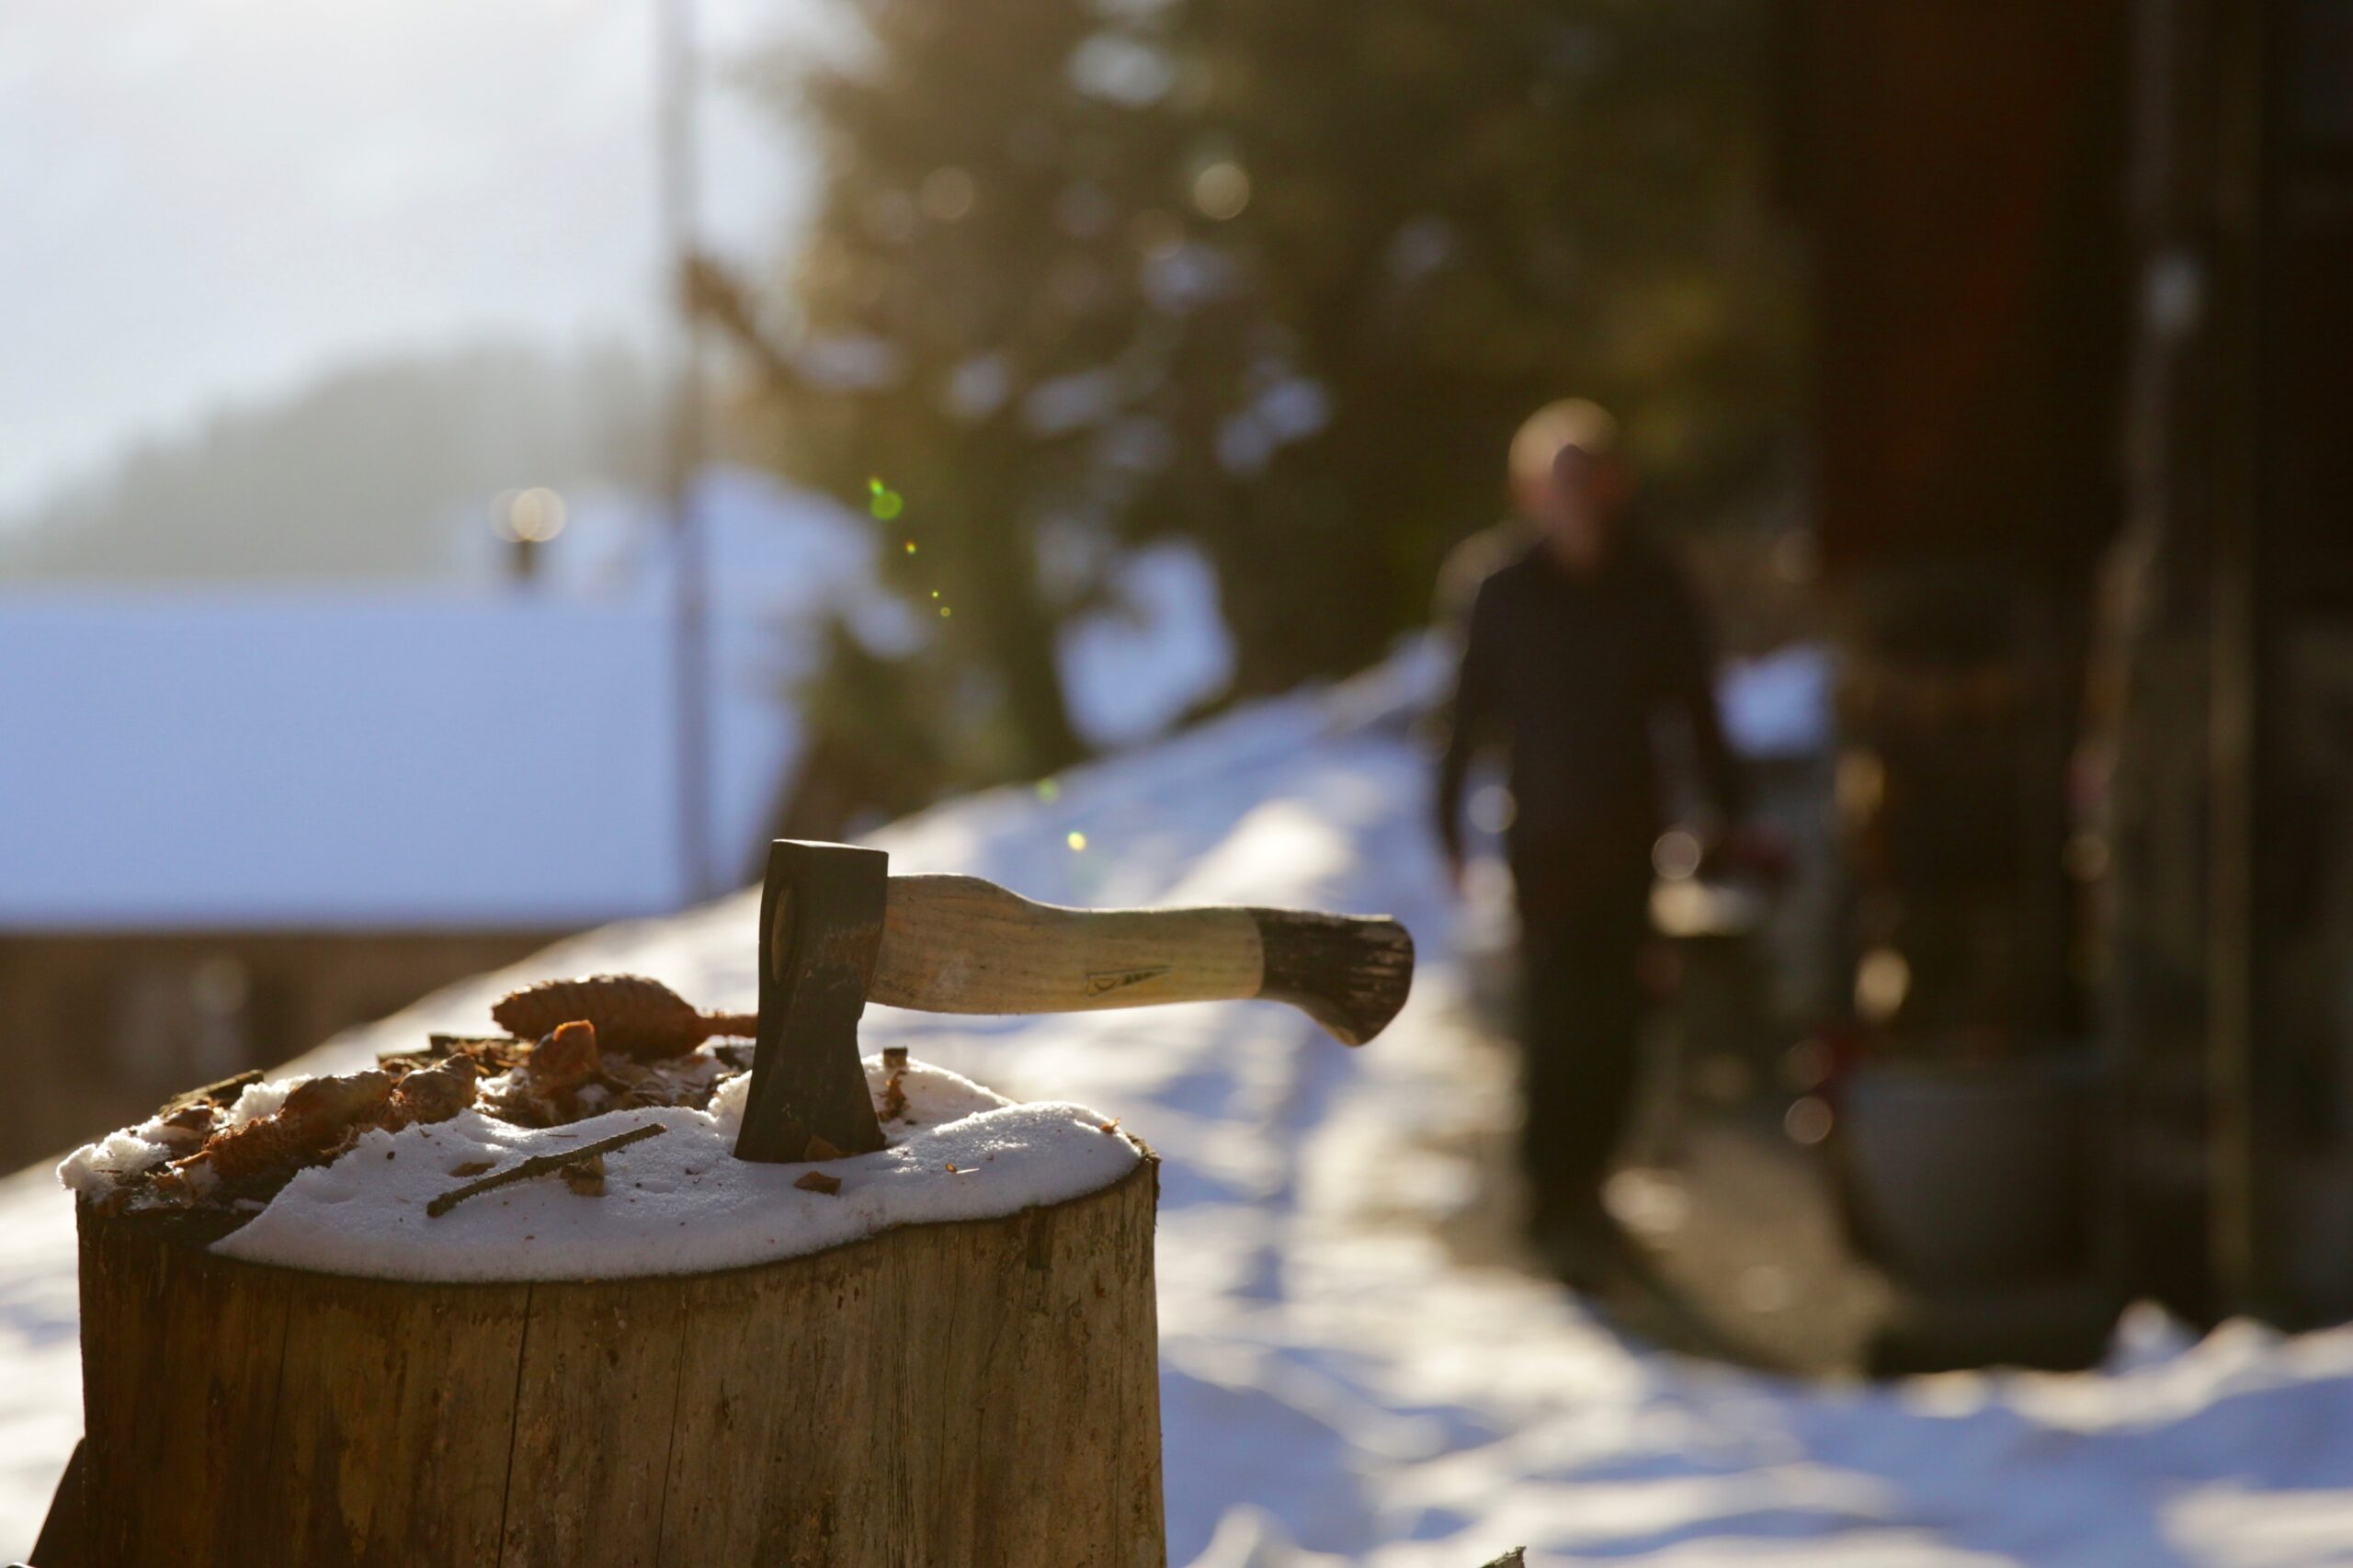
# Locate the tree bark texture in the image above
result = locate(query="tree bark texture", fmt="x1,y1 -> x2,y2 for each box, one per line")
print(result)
73,1157 -> 1163,1567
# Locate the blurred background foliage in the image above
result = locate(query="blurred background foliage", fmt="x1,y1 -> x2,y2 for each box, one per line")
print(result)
704,0 -> 1803,815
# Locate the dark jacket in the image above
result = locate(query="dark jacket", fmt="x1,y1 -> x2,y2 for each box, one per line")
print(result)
1435,535 -> 1745,875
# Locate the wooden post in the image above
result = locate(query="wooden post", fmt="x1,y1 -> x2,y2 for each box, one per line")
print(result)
73,1157 -> 1163,1567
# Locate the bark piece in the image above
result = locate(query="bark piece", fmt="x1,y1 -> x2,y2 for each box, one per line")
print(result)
384,1056 -> 478,1128
165,1071 -> 395,1196
156,1069 -> 264,1120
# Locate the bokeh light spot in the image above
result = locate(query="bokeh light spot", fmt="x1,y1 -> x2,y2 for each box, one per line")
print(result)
917,165 -> 977,222
493,486 -> 568,543
1190,161 -> 1250,221
1854,946 -> 1911,1025
1783,1096 -> 1833,1146
1652,827 -> 1703,881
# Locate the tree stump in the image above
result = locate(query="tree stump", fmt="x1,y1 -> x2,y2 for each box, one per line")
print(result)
73,1156 -> 1162,1567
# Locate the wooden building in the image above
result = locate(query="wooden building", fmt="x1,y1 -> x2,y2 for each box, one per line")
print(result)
1785,0 -> 2353,1322
2104,0 -> 2353,1321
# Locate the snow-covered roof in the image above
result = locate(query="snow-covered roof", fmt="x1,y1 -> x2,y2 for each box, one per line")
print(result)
0,469 -> 1240,933
0,470 -> 875,931
4,591 -> 747,929
4,650 -> 2348,1563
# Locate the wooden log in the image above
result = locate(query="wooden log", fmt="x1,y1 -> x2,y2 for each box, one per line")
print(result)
74,1157 -> 1163,1567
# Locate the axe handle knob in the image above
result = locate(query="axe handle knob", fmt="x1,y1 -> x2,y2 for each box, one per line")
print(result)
869,876 -> 1414,1045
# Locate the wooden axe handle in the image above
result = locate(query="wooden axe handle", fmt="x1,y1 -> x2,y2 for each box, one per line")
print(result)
869,875 -> 1415,1045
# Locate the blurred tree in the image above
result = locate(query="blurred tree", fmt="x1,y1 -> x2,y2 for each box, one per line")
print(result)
722,0 -> 1798,803
724,0 -> 1188,790
759,614 -> 960,854
1155,0 -> 1802,686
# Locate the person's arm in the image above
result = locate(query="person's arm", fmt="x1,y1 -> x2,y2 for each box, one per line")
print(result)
1660,559 -> 1748,825
1435,579 -> 1504,870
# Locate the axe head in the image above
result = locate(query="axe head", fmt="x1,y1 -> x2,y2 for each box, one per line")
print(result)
733,840 -> 890,1163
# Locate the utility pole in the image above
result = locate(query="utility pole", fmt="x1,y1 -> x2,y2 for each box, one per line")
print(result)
2202,0 -> 2266,1315
658,0 -> 714,905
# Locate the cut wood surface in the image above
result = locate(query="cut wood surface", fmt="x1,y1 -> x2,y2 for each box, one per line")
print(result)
74,1157 -> 1164,1568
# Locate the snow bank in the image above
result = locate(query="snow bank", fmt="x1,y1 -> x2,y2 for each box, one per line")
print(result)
1060,540 -> 1235,749
74,1058 -> 1139,1284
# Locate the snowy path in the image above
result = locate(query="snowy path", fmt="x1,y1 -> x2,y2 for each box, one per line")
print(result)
6,656 -> 2353,1563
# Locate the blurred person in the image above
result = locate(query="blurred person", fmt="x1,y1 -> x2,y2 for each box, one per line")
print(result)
1434,399 -> 1755,1286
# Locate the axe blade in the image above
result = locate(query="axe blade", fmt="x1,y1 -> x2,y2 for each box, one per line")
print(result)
733,840 -> 890,1163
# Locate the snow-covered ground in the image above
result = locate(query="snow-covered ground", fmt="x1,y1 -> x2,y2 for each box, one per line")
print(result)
6,649 -> 2353,1562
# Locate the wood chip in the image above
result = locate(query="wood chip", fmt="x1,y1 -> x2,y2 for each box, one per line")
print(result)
802,1134 -> 847,1162
529,1020 -> 605,1092
561,1154 -> 607,1198
428,1033 -> 507,1050
793,1170 -> 841,1196
426,1123 -> 665,1218
155,1069 -> 264,1120
875,1063 -> 908,1125
425,1034 -> 528,1063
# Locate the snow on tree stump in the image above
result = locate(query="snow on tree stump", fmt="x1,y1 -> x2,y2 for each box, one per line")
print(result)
64,1055 -> 1165,1567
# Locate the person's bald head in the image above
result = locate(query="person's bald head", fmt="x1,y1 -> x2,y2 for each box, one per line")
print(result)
1509,398 -> 1629,572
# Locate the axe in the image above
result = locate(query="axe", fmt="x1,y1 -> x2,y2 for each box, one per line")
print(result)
735,840 -> 1415,1163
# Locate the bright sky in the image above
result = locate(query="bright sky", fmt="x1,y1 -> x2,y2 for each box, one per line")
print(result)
0,0 -> 820,518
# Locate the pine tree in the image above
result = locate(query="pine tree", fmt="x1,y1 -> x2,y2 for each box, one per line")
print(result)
1128,0 -> 1801,689
728,0 -> 1798,812
741,0 -> 1189,788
